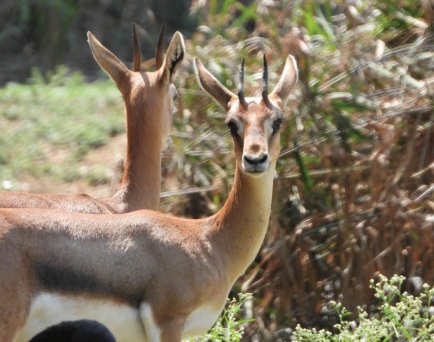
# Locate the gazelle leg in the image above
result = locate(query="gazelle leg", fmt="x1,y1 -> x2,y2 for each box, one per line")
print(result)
158,318 -> 185,342
0,247 -> 31,341
140,303 -> 185,342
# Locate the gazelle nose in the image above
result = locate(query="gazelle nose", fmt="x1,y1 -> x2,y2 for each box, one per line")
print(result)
243,153 -> 268,167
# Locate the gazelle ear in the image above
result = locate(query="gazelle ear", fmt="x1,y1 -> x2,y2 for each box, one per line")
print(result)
194,58 -> 235,112
158,31 -> 185,84
87,32 -> 130,94
269,55 -> 298,108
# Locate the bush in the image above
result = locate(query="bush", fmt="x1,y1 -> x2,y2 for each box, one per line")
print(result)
294,274 -> 434,341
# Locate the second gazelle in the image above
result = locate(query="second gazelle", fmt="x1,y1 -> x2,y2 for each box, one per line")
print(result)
0,22 -> 184,213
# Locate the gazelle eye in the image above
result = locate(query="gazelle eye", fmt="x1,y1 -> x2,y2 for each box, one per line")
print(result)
272,118 -> 283,135
226,120 -> 238,136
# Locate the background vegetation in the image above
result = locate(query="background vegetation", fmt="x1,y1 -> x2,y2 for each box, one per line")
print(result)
1,0 -> 433,340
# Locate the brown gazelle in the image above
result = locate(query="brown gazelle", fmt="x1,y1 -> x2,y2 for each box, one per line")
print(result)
0,23 -> 185,213
1,54 -> 297,342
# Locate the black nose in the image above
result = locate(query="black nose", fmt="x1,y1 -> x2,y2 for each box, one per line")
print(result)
243,153 -> 268,166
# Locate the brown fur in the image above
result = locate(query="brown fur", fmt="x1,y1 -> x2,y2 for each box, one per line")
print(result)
0,55 -> 297,342
0,26 -> 185,214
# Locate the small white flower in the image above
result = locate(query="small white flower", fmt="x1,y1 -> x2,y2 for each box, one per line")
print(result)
2,180 -> 12,190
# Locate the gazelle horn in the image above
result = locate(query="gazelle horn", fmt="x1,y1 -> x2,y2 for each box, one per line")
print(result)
156,17 -> 167,69
132,24 -> 141,72
262,54 -> 271,105
238,58 -> 247,107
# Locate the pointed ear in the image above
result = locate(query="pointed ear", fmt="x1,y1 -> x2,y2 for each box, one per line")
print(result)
159,31 -> 185,84
87,31 -> 130,94
194,58 -> 235,112
269,55 -> 298,108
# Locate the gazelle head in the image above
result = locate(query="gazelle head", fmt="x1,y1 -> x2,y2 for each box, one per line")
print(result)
194,55 -> 298,176
87,23 -> 185,150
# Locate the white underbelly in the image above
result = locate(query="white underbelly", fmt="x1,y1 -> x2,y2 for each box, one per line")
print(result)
16,293 -> 146,342
17,293 -> 226,342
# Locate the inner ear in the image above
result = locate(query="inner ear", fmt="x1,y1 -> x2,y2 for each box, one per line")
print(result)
160,31 -> 185,84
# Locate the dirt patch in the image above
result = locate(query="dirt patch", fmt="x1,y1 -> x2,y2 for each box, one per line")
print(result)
15,133 -> 127,198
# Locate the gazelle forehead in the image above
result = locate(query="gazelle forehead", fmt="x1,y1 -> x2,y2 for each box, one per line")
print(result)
228,98 -> 281,123
244,96 -> 263,105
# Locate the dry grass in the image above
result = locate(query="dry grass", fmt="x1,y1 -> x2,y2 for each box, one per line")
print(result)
161,1 -> 434,339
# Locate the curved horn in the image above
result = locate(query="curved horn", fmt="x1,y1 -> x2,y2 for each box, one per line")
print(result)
156,17 -> 167,69
238,58 -> 247,107
132,24 -> 141,72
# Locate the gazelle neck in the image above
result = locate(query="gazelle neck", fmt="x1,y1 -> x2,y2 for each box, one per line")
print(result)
109,105 -> 164,212
87,27 -> 185,214
209,160 -> 276,280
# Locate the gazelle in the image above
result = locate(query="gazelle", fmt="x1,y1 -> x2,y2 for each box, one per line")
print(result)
1,54 -> 297,342
0,23 -> 185,213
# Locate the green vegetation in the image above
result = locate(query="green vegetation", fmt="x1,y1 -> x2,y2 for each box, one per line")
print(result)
0,67 -> 124,189
294,275 -> 434,341
189,275 -> 434,341
186,293 -> 254,342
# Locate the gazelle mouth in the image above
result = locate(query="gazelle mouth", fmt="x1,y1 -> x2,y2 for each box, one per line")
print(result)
242,164 -> 269,175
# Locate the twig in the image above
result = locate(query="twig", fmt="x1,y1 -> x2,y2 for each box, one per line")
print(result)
160,185 -> 218,198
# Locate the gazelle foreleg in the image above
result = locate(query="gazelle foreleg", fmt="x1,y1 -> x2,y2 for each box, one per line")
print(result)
140,302 -> 186,342
0,246 -> 32,342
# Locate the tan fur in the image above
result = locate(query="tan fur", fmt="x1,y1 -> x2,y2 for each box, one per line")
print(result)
0,55 -> 297,342
0,27 -> 185,213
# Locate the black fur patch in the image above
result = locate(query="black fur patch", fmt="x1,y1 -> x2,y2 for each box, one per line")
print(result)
35,263 -> 139,306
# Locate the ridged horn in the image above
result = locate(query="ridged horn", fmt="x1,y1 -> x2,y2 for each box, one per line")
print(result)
156,17 -> 167,69
262,54 -> 270,105
238,58 -> 247,107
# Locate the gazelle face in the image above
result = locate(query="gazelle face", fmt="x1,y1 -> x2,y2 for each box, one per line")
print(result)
195,54 -> 298,175
226,99 -> 283,175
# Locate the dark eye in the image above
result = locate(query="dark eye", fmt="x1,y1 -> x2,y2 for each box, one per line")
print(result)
226,120 -> 238,136
272,118 -> 283,135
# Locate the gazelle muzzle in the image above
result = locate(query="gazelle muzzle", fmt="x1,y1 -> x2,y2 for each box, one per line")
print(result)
242,152 -> 269,173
